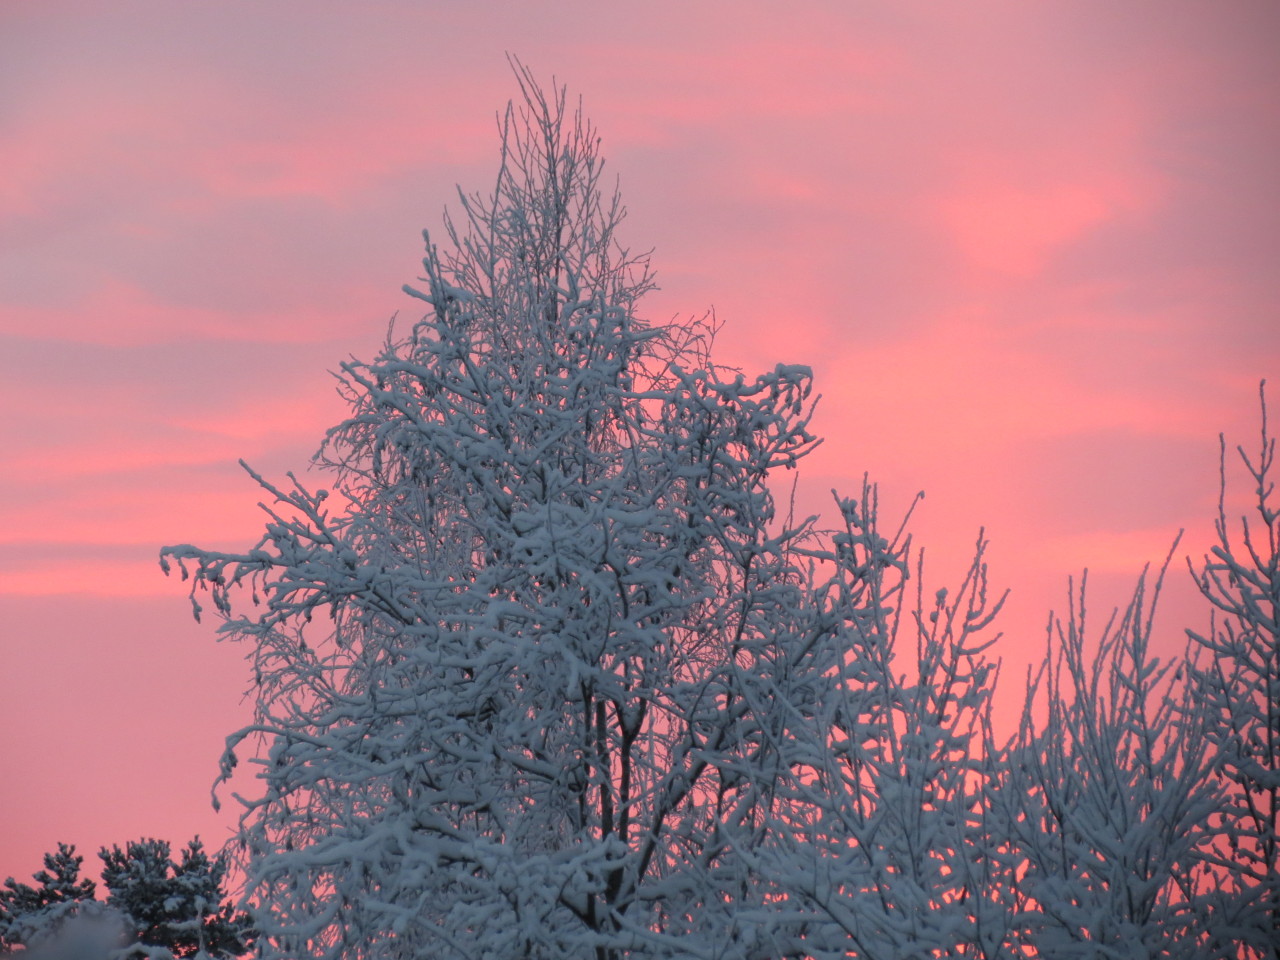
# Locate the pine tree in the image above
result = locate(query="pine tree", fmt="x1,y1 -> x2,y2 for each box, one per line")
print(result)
0,844 -> 96,953
101,838 -> 253,959
0,840 -> 251,959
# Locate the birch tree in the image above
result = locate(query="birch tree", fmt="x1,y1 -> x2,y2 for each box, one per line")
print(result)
741,486 -> 1016,959
163,63 -> 1276,960
162,67 -> 824,960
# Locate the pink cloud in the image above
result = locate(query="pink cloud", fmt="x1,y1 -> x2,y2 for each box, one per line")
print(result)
941,180 -> 1149,278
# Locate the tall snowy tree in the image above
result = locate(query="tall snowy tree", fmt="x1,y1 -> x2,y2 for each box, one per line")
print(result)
1188,382 -> 1280,959
163,67 -> 828,959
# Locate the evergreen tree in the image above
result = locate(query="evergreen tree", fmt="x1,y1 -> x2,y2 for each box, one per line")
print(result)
0,839 -> 251,959
0,844 -> 96,953
101,839 -> 253,959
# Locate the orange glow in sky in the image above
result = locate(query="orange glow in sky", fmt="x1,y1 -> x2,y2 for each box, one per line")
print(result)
2,0 -> 1278,883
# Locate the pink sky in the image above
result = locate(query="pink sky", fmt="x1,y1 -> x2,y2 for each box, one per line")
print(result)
2,1 -> 1278,884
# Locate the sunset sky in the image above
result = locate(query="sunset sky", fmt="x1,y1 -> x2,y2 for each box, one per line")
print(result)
2,1 -> 1278,885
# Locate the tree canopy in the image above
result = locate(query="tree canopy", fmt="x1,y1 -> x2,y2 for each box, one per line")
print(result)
161,67 -> 1279,960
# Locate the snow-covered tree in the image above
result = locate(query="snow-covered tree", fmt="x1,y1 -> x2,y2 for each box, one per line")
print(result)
1007,557 -> 1222,959
0,839 -> 248,960
0,844 -> 97,953
1188,382 -> 1280,959
100,838 -> 253,959
157,64 -> 1280,960
162,66 -> 827,959
737,484 -> 1017,959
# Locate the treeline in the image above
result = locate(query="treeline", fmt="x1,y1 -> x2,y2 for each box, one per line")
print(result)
0,838 -> 251,958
